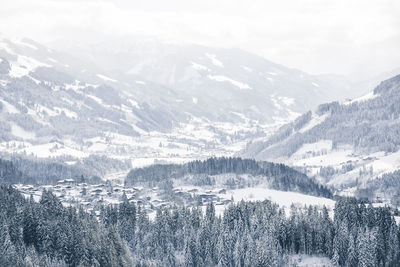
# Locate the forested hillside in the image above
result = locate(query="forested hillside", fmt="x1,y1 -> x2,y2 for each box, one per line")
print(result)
1,185 -> 399,266
0,185 -> 132,266
240,74 -> 400,194
0,158 -> 24,184
356,170 -> 400,205
244,74 -> 400,160
0,155 -> 129,185
125,157 -> 332,198
9,154 -> 130,184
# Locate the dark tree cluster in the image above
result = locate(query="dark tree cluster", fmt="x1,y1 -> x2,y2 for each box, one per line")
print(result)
125,157 -> 332,198
0,185 -> 132,266
1,186 -> 400,266
356,170 -> 400,205
0,154 -> 132,185
97,196 -> 400,266
0,158 -> 24,184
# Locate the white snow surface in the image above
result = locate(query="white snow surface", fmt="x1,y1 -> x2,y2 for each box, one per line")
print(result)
0,99 -> 20,114
96,74 -> 117,82
205,53 -> 224,67
11,123 -> 36,140
293,140 -> 332,157
291,147 -> 354,167
279,96 -> 295,106
299,113 -> 329,133
208,75 -> 251,90
13,39 -> 38,50
0,40 -> 15,54
344,91 -> 379,105
290,255 -> 333,267
0,79 -> 8,87
22,142 -> 88,158
367,150 -> 400,176
9,55 -> 51,78
242,66 -> 252,72
312,82 -> 320,87
191,62 -> 210,71
221,187 -> 335,216
48,57 -> 58,63
53,107 -> 78,119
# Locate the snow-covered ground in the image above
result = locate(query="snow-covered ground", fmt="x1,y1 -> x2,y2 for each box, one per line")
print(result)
221,187 -> 335,215
96,74 -> 118,82
289,255 -> 333,267
9,55 -> 51,78
205,53 -> 224,67
343,91 -> 379,105
280,136 -> 400,199
298,113 -> 329,133
208,75 -> 252,90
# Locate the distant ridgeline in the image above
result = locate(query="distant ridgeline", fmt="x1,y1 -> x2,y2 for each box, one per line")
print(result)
125,157 -> 332,198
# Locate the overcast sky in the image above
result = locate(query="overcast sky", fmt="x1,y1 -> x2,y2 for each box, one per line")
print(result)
1,0 -> 399,77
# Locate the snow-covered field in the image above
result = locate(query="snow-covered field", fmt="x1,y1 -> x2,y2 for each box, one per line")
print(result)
221,187 -> 335,215
289,255 -> 333,267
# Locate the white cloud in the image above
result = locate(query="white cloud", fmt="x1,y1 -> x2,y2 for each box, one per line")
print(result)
0,0 -> 399,76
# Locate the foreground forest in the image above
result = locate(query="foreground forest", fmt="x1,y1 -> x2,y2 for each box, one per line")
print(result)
1,185 -> 399,266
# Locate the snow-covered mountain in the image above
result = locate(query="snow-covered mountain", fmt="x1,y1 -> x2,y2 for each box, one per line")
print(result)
0,35 -> 378,172
0,37 -> 197,167
63,38 -> 371,124
241,74 -> 400,200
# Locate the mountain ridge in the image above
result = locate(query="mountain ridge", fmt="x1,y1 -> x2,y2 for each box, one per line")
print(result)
241,74 -> 400,196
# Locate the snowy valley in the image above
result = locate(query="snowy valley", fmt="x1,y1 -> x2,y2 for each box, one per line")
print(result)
1,30 -> 400,266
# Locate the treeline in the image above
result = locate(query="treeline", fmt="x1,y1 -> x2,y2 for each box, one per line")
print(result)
356,170 -> 400,205
0,158 -> 24,184
126,157 -> 332,198
0,157 -> 95,185
103,197 -> 400,266
0,185 -> 131,266
0,154 -> 131,185
1,185 -> 400,266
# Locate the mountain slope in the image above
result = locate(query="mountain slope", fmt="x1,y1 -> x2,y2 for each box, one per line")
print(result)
0,37 -> 225,167
65,38 -> 364,124
242,75 -> 400,190
2,35 -> 386,175
0,35 -> 365,170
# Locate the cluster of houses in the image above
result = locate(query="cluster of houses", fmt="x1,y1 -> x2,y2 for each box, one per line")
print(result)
15,179 -> 233,216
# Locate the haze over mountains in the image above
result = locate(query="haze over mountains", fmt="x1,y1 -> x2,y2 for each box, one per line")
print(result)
1,35 -> 393,171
